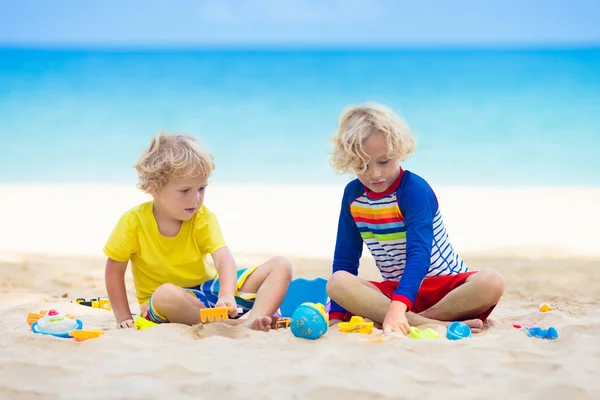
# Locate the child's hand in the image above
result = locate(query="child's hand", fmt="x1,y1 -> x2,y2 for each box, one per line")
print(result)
117,318 -> 135,329
216,295 -> 238,318
383,301 -> 410,336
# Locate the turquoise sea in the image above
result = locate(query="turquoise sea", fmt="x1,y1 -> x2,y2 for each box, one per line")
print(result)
1,48 -> 599,186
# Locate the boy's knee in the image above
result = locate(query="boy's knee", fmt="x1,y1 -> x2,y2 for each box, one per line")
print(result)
268,255 -> 293,280
152,283 -> 184,308
326,271 -> 354,298
474,269 -> 505,303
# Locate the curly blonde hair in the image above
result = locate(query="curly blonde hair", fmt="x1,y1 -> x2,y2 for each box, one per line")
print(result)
330,103 -> 416,175
135,131 -> 215,192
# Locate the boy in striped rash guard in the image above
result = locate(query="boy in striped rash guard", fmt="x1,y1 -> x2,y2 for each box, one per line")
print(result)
326,103 -> 505,335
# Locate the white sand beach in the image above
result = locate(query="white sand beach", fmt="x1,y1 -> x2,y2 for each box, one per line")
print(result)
1,184 -> 599,399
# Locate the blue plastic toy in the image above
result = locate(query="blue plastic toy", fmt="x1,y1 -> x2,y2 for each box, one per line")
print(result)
446,321 -> 472,340
290,302 -> 328,340
279,278 -> 328,318
525,326 -> 558,340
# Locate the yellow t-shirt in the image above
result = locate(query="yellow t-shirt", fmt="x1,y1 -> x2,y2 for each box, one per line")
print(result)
103,201 -> 226,305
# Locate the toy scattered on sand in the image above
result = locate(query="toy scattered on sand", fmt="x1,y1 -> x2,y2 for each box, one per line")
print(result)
514,324 -> 558,340
446,321 -> 472,340
525,326 -> 558,340
73,297 -> 111,311
338,316 -> 374,334
290,302 -> 328,340
512,323 -> 533,329
27,309 -> 104,341
365,334 -> 386,343
510,302 -> 558,340
29,309 -> 82,338
410,326 -> 440,339
199,307 -> 244,323
274,318 -> 291,330
134,317 -> 158,330
68,329 -> 104,341
365,326 -> 441,342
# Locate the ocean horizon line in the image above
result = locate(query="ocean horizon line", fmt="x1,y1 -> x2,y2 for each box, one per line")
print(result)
2,44 -> 600,53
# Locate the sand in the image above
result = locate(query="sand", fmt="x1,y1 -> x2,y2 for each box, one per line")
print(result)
1,184 -> 599,399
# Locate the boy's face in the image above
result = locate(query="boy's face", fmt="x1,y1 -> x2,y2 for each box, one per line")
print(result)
153,175 -> 208,222
355,132 -> 401,193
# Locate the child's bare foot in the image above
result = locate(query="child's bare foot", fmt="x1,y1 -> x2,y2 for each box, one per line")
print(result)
243,316 -> 273,332
458,319 -> 484,334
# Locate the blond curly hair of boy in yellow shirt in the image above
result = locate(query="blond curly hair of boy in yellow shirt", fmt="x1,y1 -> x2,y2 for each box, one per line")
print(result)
104,132 -> 292,331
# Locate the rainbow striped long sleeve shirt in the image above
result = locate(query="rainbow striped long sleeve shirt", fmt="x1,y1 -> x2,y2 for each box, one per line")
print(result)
329,168 -> 468,318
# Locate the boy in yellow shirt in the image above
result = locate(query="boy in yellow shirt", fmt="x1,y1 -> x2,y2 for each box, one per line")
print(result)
104,132 -> 293,331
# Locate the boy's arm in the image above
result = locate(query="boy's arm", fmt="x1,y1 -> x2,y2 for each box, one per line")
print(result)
329,190 -> 364,321
194,208 -> 237,314
105,258 -> 134,328
392,181 -> 436,310
211,246 -> 238,315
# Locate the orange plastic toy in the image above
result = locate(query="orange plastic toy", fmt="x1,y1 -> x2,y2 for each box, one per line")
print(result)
275,318 -> 291,330
364,334 -> 386,343
68,329 -> 104,341
27,312 -> 44,326
199,307 -> 243,323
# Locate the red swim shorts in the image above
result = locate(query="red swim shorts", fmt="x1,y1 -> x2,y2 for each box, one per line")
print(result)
370,271 -> 496,322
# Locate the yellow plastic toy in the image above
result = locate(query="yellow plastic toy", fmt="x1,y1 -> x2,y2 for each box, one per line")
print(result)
74,297 -> 111,311
68,329 -> 104,341
409,326 -> 440,339
134,316 -> 158,330
338,316 -> 374,334
539,303 -> 552,312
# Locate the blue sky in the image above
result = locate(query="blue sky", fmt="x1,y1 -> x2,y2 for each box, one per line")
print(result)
1,0 -> 599,47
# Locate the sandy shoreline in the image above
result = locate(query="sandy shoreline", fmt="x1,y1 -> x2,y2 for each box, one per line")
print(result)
1,184 -> 599,259
0,252 -> 599,399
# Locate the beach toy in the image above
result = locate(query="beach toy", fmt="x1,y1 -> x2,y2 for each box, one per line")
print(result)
365,334 -> 386,343
546,327 -> 559,340
538,303 -> 552,312
73,297 -> 111,311
199,307 -> 244,323
446,321 -> 472,340
526,327 -> 545,338
512,323 -> 534,329
68,329 -> 104,342
290,302 -> 328,340
338,316 -> 374,334
134,316 -> 158,330
279,278 -> 329,318
410,327 -> 440,339
31,309 -> 83,338
27,309 -> 77,326
27,311 -> 45,326
274,317 -> 291,330
524,326 -> 558,340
